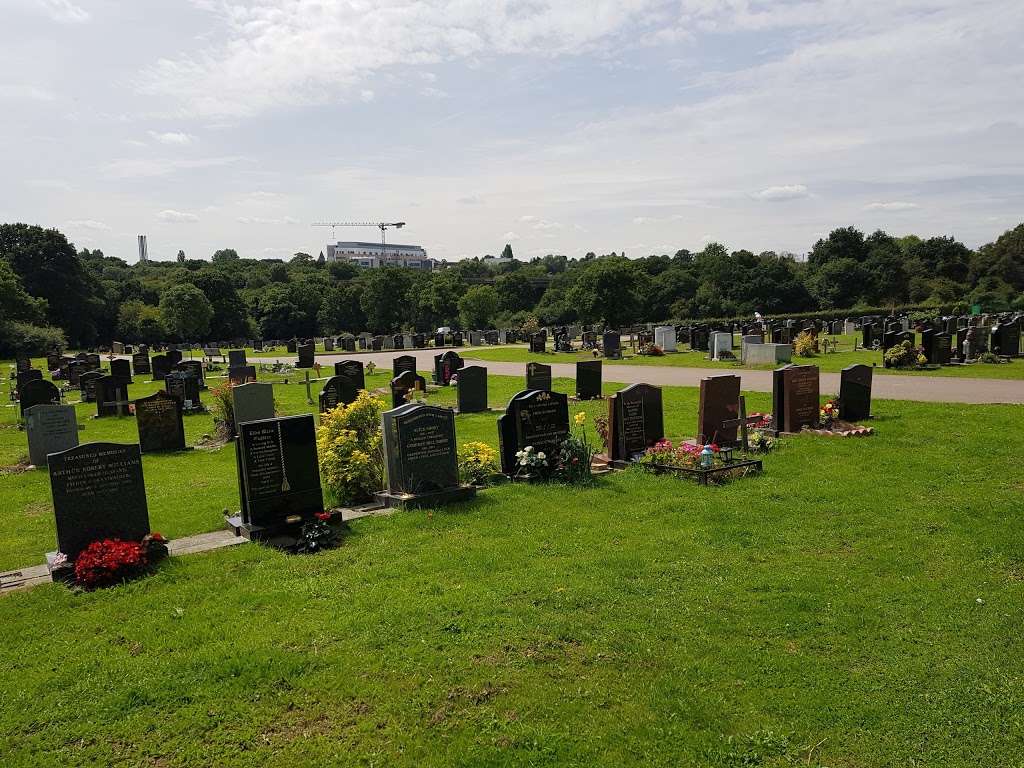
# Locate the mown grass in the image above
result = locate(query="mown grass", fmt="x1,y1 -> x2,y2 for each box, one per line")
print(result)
1,356 -> 1022,766
464,335 -> 1024,379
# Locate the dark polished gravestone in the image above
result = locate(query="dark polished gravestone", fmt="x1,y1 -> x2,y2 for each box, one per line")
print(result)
132,352 -> 151,376
525,362 -> 552,392
47,442 -> 150,563
232,382 -> 275,433
993,321 -> 1021,357
392,354 -> 418,378
839,364 -> 873,422
607,383 -> 664,463
575,360 -> 603,400
150,354 -> 171,381
319,375 -> 359,413
772,364 -> 820,433
135,391 -> 187,454
228,365 -> 258,386
529,333 -> 546,354
229,414 -> 324,540
334,359 -> 366,390
167,349 -> 183,366
110,358 -> 133,385
323,337 -> 335,352
296,342 -> 315,369
697,374 -> 741,447
228,349 -> 247,368
164,372 -> 202,411
19,378 -> 60,417
433,351 -> 464,385
390,370 -> 427,409
95,375 -> 131,417
497,390 -> 570,476
25,404 -> 79,467
377,404 -> 476,508
456,365 -> 488,413
79,370 -> 103,403
286,339 -> 298,354
16,368 -> 43,396
602,331 -> 621,359
177,360 -> 206,389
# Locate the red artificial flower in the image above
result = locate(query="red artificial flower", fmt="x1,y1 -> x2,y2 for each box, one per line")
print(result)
710,443 -> 720,453
315,511 -> 331,522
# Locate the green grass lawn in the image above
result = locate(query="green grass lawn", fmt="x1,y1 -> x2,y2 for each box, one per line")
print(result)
1,357 -> 1022,766
464,336 -> 1024,379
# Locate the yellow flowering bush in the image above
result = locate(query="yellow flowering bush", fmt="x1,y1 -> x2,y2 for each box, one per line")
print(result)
458,441 -> 499,486
318,391 -> 385,504
793,331 -> 818,357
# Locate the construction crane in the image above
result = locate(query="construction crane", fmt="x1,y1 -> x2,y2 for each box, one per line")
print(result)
312,221 -> 406,251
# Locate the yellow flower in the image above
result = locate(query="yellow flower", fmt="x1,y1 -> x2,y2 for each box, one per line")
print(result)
574,412 -> 586,426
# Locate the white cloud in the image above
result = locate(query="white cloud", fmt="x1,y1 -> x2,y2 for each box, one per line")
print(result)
236,216 -> 301,225
105,156 -> 244,179
360,89 -> 375,103
754,184 -> 810,201
148,131 -> 196,145
502,231 -> 520,241
27,179 -> 73,191
864,201 -> 920,212
157,210 -> 199,223
0,84 -> 56,102
67,219 -> 111,231
34,0 -> 90,24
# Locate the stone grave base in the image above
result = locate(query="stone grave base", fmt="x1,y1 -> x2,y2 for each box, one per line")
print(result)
375,485 -> 477,510
802,421 -> 874,437
225,512 -> 351,551
453,407 -> 494,415
569,395 -> 608,403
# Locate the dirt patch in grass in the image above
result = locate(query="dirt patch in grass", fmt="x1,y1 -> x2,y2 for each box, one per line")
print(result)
1,460 -> 31,476
22,500 -> 49,519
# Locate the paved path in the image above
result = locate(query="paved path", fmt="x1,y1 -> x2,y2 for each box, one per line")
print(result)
262,348 -> 1023,405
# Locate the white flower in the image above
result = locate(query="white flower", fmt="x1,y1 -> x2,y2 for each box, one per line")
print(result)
537,452 -> 546,460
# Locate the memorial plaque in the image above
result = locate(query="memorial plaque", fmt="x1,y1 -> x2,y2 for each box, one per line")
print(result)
319,375 -> 358,412
392,354 -> 417,378
135,391 -> 186,453
296,342 -> 315,369
236,415 -> 323,528
575,361 -> 602,400
151,355 -> 171,381
49,443 -> 149,561
232,382 -> 275,432
95,375 -> 130,417
607,384 -> 663,462
110,358 -> 133,384
697,374 -> 741,446
383,404 -> 460,495
774,365 -> 819,433
228,365 -> 257,386
526,362 -> 552,392
132,352 -> 151,376
456,365 -> 488,413
390,370 -> 427,409
497,390 -> 570,475
19,378 -> 60,417
839,364 -> 873,422
433,351 -> 463,385
334,359 -> 366,390
25,404 -> 78,467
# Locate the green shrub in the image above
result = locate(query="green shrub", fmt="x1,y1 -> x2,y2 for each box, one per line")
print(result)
318,391 -> 385,505
793,331 -> 817,357
884,340 -> 924,369
458,441 -> 499,486
0,321 -> 66,358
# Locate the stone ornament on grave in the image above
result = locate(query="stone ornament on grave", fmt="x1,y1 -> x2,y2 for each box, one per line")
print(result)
25,404 -> 78,467
575,360 -> 602,400
497,390 -> 570,475
19,378 -> 61,417
607,384 -> 664,463
456,365 -> 488,413
390,370 -> 427,409
233,414 -> 324,536
526,362 -> 552,392
48,442 -> 150,562
839,364 -> 872,422
697,374 -> 741,447
379,404 -> 475,508
135,390 -> 187,454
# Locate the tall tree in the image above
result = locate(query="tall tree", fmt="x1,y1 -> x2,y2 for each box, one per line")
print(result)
159,284 -> 213,340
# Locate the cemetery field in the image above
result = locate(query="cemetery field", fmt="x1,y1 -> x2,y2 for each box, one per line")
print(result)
1,363 -> 1023,766
464,343 -> 1024,379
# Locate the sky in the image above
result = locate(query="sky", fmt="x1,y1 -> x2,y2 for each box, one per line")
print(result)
2,0 -> 1023,264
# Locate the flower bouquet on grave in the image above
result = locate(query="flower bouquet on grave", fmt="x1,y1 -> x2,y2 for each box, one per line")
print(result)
515,446 -> 549,479
69,533 -> 168,590
295,511 -> 341,554
554,412 -> 596,485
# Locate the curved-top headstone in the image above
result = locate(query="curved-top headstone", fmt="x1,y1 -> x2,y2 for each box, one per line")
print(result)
607,384 -> 663,462
135,390 -> 186,454
497,390 -> 569,475
20,378 -> 60,417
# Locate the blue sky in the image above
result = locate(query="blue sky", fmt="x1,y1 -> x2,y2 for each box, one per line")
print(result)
2,0 -> 1022,262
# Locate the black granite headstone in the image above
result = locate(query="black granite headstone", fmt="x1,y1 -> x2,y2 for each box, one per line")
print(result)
497,390 -> 570,475
334,359 -> 366,390
839,364 -> 872,422
110,358 -> 133,385
132,352 -> 151,376
19,378 -> 60,417
95,375 -> 130,417
433,351 -> 464,385
319,375 -> 358,413
164,372 -> 201,410
393,354 -> 417,378
296,342 -> 315,369
228,349 -> 247,368
135,390 -> 186,453
607,384 -> 663,462
390,370 -> 427,409
383,404 -> 460,496
228,365 -> 257,386
151,355 -> 170,381
575,361 -> 602,400
525,362 -> 552,392
456,365 -> 488,413
49,442 -> 149,560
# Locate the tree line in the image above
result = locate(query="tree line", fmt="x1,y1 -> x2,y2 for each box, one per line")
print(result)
1,221 -> 1022,355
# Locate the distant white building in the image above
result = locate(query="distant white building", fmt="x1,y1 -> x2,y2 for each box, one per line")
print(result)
326,241 -> 432,270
